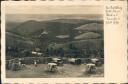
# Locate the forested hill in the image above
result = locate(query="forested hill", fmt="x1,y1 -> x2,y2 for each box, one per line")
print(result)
6,19 -> 104,58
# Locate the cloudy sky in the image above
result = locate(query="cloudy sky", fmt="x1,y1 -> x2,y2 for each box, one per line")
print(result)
6,14 -> 103,23
4,3 -> 103,22
5,4 -> 103,14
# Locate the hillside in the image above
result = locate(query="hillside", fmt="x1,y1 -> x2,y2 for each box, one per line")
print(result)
75,23 -> 103,34
74,32 -> 101,40
6,32 -> 34,48
7,19 -> 102,36
6,19 -> 104,58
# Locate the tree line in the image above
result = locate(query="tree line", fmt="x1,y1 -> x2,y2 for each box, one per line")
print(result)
6,43 -> 104,59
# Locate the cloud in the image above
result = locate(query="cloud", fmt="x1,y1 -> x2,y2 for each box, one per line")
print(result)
6,14 -> 103,22
5,4 -> 103,14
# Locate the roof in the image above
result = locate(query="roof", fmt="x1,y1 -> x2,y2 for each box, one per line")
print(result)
87,63 -> 95,66
53,58 -> 61,61
48,63 -> 57,66
91,58 -> 99,61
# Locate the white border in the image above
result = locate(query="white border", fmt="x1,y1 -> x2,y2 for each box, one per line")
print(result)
1,1 -> 127,83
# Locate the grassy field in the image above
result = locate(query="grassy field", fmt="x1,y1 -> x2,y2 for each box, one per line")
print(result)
6,64 -> 104,78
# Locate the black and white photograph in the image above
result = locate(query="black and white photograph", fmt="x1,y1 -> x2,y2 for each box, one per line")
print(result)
1,0 -> 128,83
5,5 -> 104,78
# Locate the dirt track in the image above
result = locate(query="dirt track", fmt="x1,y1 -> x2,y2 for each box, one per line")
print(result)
6,64 -> 104,78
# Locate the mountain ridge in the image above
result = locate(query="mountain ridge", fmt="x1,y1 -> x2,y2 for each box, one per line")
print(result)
6,19 -> 104,52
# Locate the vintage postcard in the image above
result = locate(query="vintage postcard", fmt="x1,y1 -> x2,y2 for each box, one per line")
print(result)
1,1 -> 127,83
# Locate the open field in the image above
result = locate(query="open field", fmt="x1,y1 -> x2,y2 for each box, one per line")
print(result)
6,64 -> 104,78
